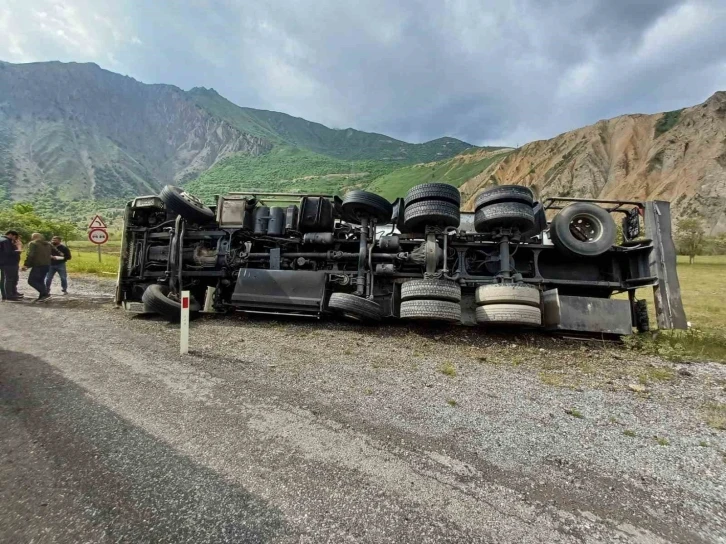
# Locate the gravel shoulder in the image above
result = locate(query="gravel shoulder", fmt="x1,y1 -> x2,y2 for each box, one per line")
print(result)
1,274 -> 725,543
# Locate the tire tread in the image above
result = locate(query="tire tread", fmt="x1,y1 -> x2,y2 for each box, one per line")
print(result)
401,279 -> 461,302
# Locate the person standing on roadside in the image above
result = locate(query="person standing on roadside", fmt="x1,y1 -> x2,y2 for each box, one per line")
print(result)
0,230 -> 24,301
22,233 -> 53,302
46,235 -> 72,295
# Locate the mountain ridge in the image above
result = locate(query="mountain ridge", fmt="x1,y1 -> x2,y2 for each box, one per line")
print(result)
0,60 -> 473,203
1,60 -> 724,234
458,91 -> 726,234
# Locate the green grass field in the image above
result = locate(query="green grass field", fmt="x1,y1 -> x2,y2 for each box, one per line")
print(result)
65,240 -> 121,275
622,255 -> 726,361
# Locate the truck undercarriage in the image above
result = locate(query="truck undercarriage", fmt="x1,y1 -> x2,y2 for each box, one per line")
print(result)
115,183 -> 687,335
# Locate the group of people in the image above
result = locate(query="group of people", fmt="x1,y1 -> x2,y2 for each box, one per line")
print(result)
0,231 -> 72,302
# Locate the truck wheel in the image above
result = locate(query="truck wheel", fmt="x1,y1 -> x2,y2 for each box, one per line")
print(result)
401,279 -> 461,302
328,292 -> 383,322
475,304 -> 541,326
400,300 -> 461,323
159,185 -> 215,223
342,190 -> 393,224
142,284 -> 200,320
474,202 -> 535,233
403,200 -> 460,231
475,283 -> 540,307
549,203 -> 616,258
404,183 -> 461,207
475,185 -> 534,209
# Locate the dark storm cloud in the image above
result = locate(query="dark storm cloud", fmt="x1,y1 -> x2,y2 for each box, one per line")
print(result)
2,0 -> 725,145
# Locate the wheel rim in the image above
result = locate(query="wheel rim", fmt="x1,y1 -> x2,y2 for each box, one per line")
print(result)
176,188 -> 206,209
569,214 -> 603,242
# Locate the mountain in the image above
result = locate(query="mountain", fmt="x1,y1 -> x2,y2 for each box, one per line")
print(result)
365,147 -> 513,201
0,61 -> 473,203
188,87 -> 473,162
0,61 -> 271,201
2,60 -> 724,234
458,91 -> 726,234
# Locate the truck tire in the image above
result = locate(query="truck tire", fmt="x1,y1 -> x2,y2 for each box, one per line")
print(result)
159,185 -> 215,223
403,200 -> 460,231
399,300 -> 461,323
328,292 -> 383,322
404,183 -> 461,207
401,279 -> 461,303
549,203 -> 616,258
342,190 -> 393,224
142,284 -> 200,320
474,201 -> 535,233
475,185 -> 534,209
475,283 -> 540,307
475,304 -> 541,326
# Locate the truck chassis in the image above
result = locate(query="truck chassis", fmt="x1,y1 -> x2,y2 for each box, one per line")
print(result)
115,183 -> 687,335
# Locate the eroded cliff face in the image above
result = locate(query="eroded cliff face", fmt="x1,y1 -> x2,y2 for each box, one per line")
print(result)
0,61 -> 271,200
461,92 -> 726,234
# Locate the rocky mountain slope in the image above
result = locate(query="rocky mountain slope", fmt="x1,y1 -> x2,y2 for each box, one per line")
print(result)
0,61 -> 472,203
188,87 -> 474,162
459,92 -> 726,235
0,61 -> 271,201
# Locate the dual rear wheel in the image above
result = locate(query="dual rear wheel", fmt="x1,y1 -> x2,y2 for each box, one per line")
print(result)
399,278 -> 462,323
474,283 -> 542,326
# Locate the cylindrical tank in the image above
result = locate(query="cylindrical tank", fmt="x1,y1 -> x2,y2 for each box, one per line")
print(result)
379,235 -> 400,251
267,207 -> 285,236
253,206 -> 270,234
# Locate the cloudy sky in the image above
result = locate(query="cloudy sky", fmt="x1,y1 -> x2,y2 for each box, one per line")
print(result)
1,0 -> 725,145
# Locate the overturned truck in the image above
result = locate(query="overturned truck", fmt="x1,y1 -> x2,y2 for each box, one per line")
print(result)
115,183 -> 687,335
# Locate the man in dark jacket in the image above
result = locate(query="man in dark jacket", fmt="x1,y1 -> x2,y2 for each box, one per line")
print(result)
46,235 -> 72,294
22,233 -> 53,301
0,230 -> 23,301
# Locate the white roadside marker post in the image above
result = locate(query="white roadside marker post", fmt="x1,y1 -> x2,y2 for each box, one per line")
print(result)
180,290 -> 190,355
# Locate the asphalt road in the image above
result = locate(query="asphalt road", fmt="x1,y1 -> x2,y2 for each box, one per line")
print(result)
1,280 -> 725,543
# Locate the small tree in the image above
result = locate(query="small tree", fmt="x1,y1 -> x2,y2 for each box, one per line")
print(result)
676,217 -> 705,264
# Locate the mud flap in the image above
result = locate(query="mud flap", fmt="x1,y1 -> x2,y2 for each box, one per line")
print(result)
542,289 -> 561,327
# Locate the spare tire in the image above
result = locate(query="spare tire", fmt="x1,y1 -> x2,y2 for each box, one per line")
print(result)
401,279 -> 461,302
549,203 -> 617,258
474,202 -> 535,233
475,185 -> 534,209
403,200 -> 460,231
342,190 -> 393,224
159,185 -> 215,223
142,284 -> 200,321
404,183 -> 461,207
328,292 -> 383,322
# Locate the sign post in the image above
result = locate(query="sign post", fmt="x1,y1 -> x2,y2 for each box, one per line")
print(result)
180,290 -> 190,355
87,215 -> 108,262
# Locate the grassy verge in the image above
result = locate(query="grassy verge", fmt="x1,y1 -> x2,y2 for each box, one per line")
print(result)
623,255 -> 726,362
66,241 -> 120,276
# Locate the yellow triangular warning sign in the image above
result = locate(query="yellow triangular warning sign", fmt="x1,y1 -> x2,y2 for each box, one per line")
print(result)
88,214 -> 107,229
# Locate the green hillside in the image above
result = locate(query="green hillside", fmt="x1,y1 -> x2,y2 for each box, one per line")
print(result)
365,150 -> 511,201
188,87 -> 474,163
184,146 -> 399,202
